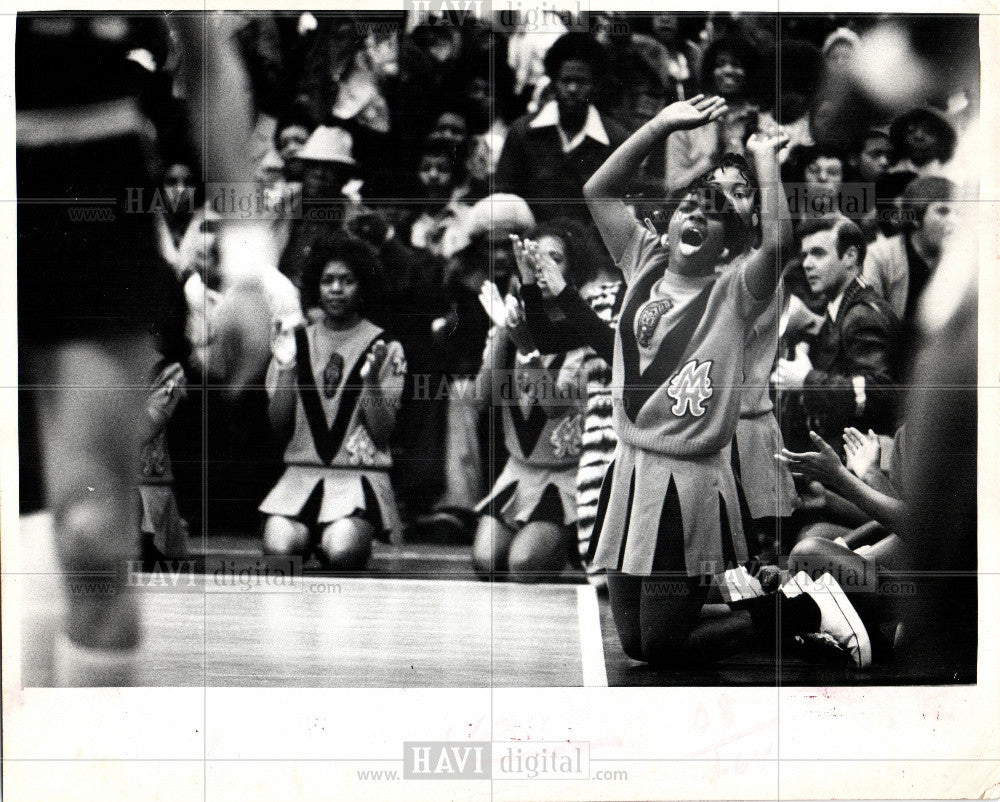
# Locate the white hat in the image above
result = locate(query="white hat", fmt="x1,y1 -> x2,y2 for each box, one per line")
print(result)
466,193 -> 536,239
295,126 -> 356,165
822,27 -> 861,57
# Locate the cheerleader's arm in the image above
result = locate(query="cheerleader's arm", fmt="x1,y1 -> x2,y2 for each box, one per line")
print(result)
359,339 -> 406,448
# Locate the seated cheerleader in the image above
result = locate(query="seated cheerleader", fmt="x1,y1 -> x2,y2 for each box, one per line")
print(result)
259,232 -> 407,570
583,95 -> 857,667
139,361 -> 190,566
471,259 -> 590,583
510,219 -> 624,582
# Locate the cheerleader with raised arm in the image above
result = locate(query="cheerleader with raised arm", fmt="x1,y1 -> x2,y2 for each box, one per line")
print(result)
583,96 -> 865,666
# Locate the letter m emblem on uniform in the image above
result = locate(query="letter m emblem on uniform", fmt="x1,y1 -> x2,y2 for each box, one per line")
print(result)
666,359 -> 714,417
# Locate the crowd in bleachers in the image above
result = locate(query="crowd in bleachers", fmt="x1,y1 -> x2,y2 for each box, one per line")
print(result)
18,10 -> 979,673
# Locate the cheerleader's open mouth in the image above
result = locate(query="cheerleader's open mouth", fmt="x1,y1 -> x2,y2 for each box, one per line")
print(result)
678,220 -> 708,255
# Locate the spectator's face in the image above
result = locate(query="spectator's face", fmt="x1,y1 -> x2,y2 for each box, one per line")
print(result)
466,77 -> 491,115
856,136 -> 891,182
489,234 -> 517,280
800,229 -> 854,298
904,121 -> 940,165
366,32 -> 400,78
278,125 -> 310,163
433,113 -> 468,145
374,205 -> 407,235
163,163 -> 195,212
535,235 -> 569,298
319,260 -> 361,321
805,156 -> 844,202
710,164 -> 756,230
418,154 -> 455,198
824,41 -> 855,73
555,59 -> 594,114
192,216 -> 221,288
712,51 -> 746,97
427,29 -> 460,63
651,14 -> 680,44
629,87 -> 666,130
916,201 -> 955,252
302,162 -> 349,199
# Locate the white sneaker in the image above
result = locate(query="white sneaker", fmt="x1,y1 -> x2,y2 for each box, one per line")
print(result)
717,565 -> 765,604
782,571 -> 873,668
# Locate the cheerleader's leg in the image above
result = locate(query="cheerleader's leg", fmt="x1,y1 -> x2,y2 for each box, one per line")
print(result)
507,522 -> 573,583
262,515 -> 310,556
318,516 -> 375,571
788,536 -> 885,626
36,336 -> 154,685
606,571 -> 645,661
472,515 -> 515,581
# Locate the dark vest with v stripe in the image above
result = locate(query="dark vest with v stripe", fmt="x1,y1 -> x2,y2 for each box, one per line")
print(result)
611,227 -> 768,458
499,346 -> 587,468
282,319 -> 393,470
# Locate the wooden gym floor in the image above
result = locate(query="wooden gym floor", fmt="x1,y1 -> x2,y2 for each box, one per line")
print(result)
16,519 -> 975,687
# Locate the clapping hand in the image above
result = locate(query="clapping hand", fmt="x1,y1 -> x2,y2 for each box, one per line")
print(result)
843,427 -> 882,479
360,340 -> 388,384
147,362 -> 187,428
478,280 -> 509,328
210,279 -> 272,400
270,317 -> 298,369
510,235 -> 536,286
746,128 -> 791,162
504,292 -> 525,329
525,239 -> 567,296
775,431 -> 846,488
503,291 -> 536,353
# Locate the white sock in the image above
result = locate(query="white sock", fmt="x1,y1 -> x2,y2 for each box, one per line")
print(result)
53,632 -> 140,687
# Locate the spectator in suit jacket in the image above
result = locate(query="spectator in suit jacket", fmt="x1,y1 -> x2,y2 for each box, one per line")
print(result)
772,215 -> 900,454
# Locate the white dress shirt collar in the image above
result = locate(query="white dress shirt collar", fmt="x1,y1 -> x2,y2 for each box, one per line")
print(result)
529,100 -> 610,152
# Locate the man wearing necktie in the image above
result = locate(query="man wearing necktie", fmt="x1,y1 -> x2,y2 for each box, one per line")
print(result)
772,214 -> 900,457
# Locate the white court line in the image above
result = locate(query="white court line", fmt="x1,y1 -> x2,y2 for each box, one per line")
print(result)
576,585 -> 608,687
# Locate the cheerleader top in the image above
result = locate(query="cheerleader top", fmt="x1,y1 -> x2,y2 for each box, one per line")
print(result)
478,327 -> 588,469
611,224 -> 769,457
268,318 -> 406,470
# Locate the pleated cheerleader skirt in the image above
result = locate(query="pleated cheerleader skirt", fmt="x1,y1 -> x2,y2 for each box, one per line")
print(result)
260,464 -> 404,543
590,441 -> 748,577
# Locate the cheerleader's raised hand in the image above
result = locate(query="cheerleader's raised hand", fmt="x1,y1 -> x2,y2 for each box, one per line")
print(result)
360,340 -> 388,384
270,318 -> 298,370
503,291 -> 537,355
478,280 -> 509,328
509,234 -> 537,286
